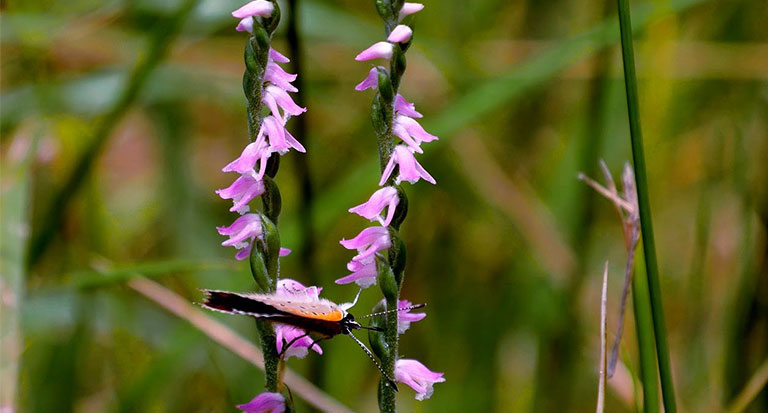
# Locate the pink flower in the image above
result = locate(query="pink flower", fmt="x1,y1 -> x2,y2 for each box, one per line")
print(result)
222,139 -> 272,179
217,213 -> 263,257
340,226 -> 391,263
349,186 -> 399,226
273,279 -> 323,358
394,299 -> 426,334
335,259 -> 378,289
392,115 -> 438,153
232,0 -> 274,19
236,392 -> 285,413
355,41 -> 394,61
379,145 -> 436,186
395,359 -> 445,401
387,25 -> 413,43
234,243 -> 292,261
263,85 -> 306,122
236,17 -> 254,33
265,62 -> 298,93
260,115 -> 305,155
355,67 -> 380,91
394,94 -> 422,118
269,48 -> 290,63
216,172 -> 265,214
398,3 -> 425,21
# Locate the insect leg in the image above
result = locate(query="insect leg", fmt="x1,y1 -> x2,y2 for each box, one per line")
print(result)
278,331 -> 312,359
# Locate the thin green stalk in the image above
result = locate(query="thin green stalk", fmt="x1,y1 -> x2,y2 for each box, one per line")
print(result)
615,1 -> 677,411
632,247 -> 660,412
26,0 -> 199,267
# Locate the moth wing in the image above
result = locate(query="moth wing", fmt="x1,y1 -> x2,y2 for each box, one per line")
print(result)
201,290 -> 287,318
255,295 -> 345,322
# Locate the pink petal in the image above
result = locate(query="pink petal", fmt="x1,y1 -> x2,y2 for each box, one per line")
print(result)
279,247 -> 291,257
355,67 -> 380,91
265,62 -> 298,93
392,122 -> 423,153
395,115 -> 438,144
379,153 -> 398,186
394,94 -> 422,118
355,42 -> 394,61
394,359 -> 445,401
335,260 -> 378,289
348,186 -> 399,226
236,17 -> 254,33
269,48 -> 290,63
387,25 -> 413,43
236,392 -> 285,413
232,0 -> 274,19
391,145 -> 435,185
339,226 -> 390,250
398,3 -> 425,21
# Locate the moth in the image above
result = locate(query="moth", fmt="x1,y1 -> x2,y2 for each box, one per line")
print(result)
201,288 -> 424,388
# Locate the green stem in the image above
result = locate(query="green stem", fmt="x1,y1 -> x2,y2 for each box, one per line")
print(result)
615,1 -> 677,411
632,247 -> 660,412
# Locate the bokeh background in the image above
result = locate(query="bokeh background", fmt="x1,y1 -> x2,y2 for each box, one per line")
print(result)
2,0 -> 767,411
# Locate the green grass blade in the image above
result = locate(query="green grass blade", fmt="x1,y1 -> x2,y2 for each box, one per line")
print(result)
615,0 -> 677,411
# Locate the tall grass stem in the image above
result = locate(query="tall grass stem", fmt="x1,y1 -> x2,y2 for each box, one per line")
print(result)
615,0 -> 677,411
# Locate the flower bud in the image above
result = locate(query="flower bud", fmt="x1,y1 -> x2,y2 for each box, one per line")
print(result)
378,258 -> 399,303
376,67 -> 394,103
370,94 -> 390,137
249,240 -> 272,292
244,39 -> 259,73
390,185 -> 409,229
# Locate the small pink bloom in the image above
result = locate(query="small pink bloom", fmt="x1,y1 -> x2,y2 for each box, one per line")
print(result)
398,3 -> 425,21
269,48 -> 290,63
259,115 -> 305,155
349,186 -> 399,226
387,25 -> 413,43
235,244 -> 292,261
263,85 -> 306,122
236,17 -> 254,33
335,259 -> 378,288
340,226 -> 391,263
394,94 -> 422,118
392,115 -> 438,152
355,41 -> 394,61
380,145 -> 436,186
216,172 -> 265,214
236,392 -> 285,413
222,139 -> 272,179
395,359 -> 445,401
232,0 -> 274,19
265,62 -> 298,93
355,67 -> 380,91
218,214 -> 263,259
276,324 -> 323,359
395,299 -> 426,334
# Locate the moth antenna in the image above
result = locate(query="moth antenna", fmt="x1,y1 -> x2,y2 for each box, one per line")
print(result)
340,287 -> 363,311
347,332 -> 398,391
358,303 -> 426,319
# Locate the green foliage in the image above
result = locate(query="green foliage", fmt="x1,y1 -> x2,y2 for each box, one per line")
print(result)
2,0 -> 767,411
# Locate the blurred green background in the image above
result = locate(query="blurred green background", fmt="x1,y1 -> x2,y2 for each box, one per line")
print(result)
1,0 -> 767,411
